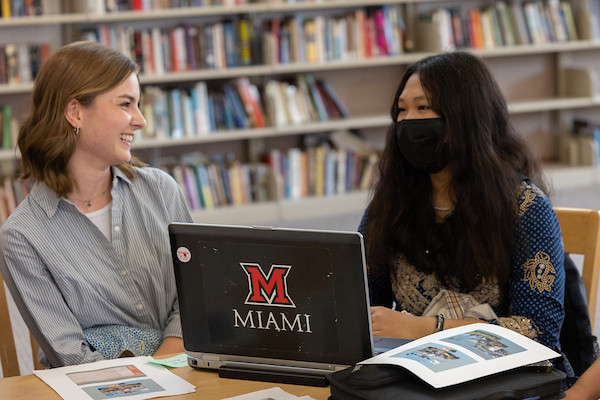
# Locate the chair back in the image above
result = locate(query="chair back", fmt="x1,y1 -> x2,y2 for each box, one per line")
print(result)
0,274 -> 44,377
554,207 -> 600,326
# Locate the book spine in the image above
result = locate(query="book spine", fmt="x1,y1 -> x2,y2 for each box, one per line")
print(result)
2,104 -> 11,150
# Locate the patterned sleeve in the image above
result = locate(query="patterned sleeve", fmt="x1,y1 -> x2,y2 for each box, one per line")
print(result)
496,183 -> 565,349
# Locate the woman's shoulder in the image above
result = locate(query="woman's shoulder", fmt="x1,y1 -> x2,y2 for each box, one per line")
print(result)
123,166 -> 177,188
516,180 -> 552,218
131,165 -> 172,180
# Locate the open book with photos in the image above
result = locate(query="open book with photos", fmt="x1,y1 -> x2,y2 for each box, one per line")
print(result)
360,323 -> 561,389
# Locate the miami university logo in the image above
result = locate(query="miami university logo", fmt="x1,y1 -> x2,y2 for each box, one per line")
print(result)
241,262 -> 296,308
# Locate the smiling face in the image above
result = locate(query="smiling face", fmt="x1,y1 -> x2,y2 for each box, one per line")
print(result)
72,73 -> 146,170
396,73 -> 440,122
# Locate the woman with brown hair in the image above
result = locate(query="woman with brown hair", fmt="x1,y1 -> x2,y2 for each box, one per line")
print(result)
0,41 -> 192,366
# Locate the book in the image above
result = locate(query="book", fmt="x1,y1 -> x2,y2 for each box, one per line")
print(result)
1,0 -> 11,18
249,17 -> 263,65
524,2 -> 544,44
223,83 -> 248,129
181,90 -> 195,137
480,9 -> 497,49
449,9 -> 468,48
433,8 -> 454,51
2,104 -> 11,149
195,163 -> 214,209
487,6 -> 504,47
510,2 -> 531,45
467,8 -> 484,49
151,27 -> 165,75
5,44 -> 19,84
282,83 -> 303,125
238,19 -> 251,66
236,77 -> 266,128
0,46 -> 7,84
264,80 -> 288,127
560,1 -> 578,41
495,1 -> 517,46
181,164 -> 201,210
304,19 -> 318,64
360,323 -> 560,389
303,75 -> 328,122
222,20 -> 237,68
547,0 -> 567,42
374,9 -> 388,56
192,81 -> 211,135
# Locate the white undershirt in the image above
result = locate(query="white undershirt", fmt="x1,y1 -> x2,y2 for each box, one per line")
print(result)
84,201 -> 112,241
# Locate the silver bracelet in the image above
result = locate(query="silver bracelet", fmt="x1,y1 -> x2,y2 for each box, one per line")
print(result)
434,314 -> 445,332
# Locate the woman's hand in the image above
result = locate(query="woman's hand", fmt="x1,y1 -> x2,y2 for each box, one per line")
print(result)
153,337 -> 184,357
370,306 -> 436,339
370,307 -> 481,339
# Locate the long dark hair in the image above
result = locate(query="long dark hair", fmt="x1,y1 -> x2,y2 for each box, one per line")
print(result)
365,51 -> 546,289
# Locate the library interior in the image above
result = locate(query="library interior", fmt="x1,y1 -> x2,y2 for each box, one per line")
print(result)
1,0 -> 600,398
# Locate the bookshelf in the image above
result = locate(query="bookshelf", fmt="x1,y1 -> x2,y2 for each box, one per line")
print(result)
0,0 -> 599,226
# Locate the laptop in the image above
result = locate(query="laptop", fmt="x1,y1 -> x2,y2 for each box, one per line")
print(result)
169,223 -> 397,386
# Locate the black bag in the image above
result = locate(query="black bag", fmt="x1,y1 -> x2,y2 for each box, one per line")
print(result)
560,254 -> 600,377
327,364 -> 566,400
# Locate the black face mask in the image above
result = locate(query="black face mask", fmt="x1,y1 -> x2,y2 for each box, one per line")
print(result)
395,118 -> 448,173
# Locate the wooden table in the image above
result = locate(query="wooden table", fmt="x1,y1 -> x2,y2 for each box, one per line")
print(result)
0,366 -> 331,399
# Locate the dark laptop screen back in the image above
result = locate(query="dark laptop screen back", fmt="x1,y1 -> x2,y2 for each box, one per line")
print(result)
169,223 -> 373,368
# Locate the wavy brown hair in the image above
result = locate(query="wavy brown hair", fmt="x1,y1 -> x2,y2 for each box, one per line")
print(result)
18,41 -> 146,197
365,52 -> 547,289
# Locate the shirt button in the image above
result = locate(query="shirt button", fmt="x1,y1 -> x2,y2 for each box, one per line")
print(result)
137,303 -> 144,310
120,270 -> 127,276
114,226 -> 121,232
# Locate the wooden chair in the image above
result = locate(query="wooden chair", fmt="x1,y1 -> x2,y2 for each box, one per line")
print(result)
0,275 -> 44,377
554,207 -> 600,327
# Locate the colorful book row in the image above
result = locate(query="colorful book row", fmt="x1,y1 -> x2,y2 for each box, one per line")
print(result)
82,19 -> 263,74
164,156 -> 276,210
0,43 -> 50,86
425,0 -> 578,51
162,146 -> 379,211
263,5 -> 406,65
0,0 -> 44,18
264,146 -> 379,201
81,4 -> 406,74
89,0 -> 338,14
139,75 -> 347,140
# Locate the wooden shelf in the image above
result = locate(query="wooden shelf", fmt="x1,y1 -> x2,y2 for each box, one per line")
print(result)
190,164 -> 600,225
190,190 -> 370,225
132,115 -> 390,149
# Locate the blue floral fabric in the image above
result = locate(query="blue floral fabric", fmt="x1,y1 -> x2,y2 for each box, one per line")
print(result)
83,325 -> 162,359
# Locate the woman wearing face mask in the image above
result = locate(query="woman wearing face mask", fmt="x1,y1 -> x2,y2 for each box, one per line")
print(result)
359,52 -> 565,357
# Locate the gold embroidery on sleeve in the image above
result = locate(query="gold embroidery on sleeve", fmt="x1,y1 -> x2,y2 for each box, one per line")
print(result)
518,184 -> 538,216
497,316 -> 540,340
522,251 -> 556,293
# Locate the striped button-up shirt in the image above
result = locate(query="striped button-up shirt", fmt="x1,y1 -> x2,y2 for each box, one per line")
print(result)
0,166 -> 193,366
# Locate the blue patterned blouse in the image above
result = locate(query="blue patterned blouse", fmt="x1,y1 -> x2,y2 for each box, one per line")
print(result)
361,181 -> 565,350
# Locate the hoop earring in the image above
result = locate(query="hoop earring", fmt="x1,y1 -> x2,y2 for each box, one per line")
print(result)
74,125 -> 80,135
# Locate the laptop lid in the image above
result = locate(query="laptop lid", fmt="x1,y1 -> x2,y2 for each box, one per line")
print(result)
169,223 -> 374,375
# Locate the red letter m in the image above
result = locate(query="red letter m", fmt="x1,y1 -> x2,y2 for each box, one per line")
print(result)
241,263 -> 296,308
